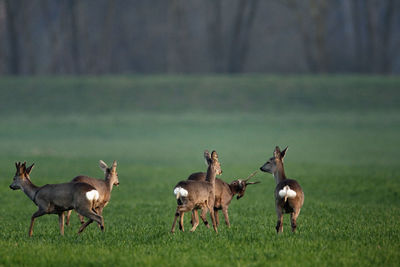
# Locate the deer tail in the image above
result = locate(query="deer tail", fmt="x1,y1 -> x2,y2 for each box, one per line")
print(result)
278,185 -> 296,202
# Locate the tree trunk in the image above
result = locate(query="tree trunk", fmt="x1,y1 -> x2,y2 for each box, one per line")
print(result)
167,0 -> 189,73
381,0 -> 395,73
207,0 -> 223,73
350,0 -> 364,72
100,0 -> 116,74
69,0 -> 80,74
310,0 -> 328,72
236,0 -> 259,73
4,0 -> 20,75
228,0 -> 259,73
22,1 -> 36,74
228,0 -> 246,73
341,0 -> 356,72
283,0 -> 317,72
365,0 -> 379,73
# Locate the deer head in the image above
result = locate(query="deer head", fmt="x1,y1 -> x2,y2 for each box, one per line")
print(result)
204,150 -> 222,175
260,146 -> 288,174
99,160 -> 119,186
10,162 -> 35,190
230,171 -> 260,199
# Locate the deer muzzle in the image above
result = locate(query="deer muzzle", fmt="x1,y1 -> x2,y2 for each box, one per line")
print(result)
9,184 -> 18,190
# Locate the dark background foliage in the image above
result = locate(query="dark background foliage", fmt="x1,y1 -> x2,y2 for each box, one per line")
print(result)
1,0 -> 399,75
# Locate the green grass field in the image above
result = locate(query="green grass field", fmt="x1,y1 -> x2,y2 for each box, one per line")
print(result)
0,75 -> 399,266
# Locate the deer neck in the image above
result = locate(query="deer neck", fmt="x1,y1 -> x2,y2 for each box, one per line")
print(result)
228,184 -> 236,198
205,166 -> 217,186
105,177 -> 114,192
21,178 -> 40,203
273,163 -> 286,184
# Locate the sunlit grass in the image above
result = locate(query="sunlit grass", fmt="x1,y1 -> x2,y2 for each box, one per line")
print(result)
0,75 -> 399,266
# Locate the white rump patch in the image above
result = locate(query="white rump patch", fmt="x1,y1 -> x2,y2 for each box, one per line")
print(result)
279,185 -> 297,201
174,187 -> 188,199
86,190 -> 99,201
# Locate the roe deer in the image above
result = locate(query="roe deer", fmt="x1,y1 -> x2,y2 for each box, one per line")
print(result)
171,150 -> 222,233
9,162 -> 104,236
188,171 -> 260,228
66,160 -> 119,230
260,146 -> 304,233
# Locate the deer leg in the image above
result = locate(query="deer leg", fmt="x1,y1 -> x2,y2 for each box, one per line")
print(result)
193,209 -> 199,227
95,207 -> 104,228
171,208 -> 180,233
190,209 -> 200,232
214,209 -> 220,227
66,210 -> 72,226
76,207 -> 104,234
29,209 -> 46,237
78,213 -> 85,225
276,207 -> 283,233
58,212 -> 65,236
177,206 -> 191,232
179,212 -> 185,232
208,207 -> 218,233
222,207 -> 230,228
78,219 -> 94,234
194,209 -> 199,224
291,209 -> 301,232
190,209 -> 198,227
200,207 -> 210,228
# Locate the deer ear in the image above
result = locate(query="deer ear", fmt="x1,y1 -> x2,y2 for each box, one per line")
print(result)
204,150 -> 212,165
22,162 -> 27,173
274,146 -> 281,158
26,163 -> 35,175
281,146 -> 288,159
211,150 -> 218,161
111,160 -> 117,172
15,162 -> 22,173
99,160 -> 108,173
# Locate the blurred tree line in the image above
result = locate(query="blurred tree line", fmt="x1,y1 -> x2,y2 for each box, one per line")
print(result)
0,0 -> 399,75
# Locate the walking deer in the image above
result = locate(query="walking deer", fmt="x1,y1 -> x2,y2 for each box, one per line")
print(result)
9,162 -> 104,236
260,146 -> 304,233
66,160 -> 119,230
171,150 -> 221,233
187,171 -> 260,228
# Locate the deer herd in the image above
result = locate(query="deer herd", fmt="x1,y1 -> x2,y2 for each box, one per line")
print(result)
9,146 -> 304,237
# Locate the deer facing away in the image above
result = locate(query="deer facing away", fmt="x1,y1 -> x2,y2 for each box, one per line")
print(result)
66,160 -> 119,231
9,162 -> 104,236
260,146 -> 304,233
171,150 -> 221,233
187,170 -> 260,228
